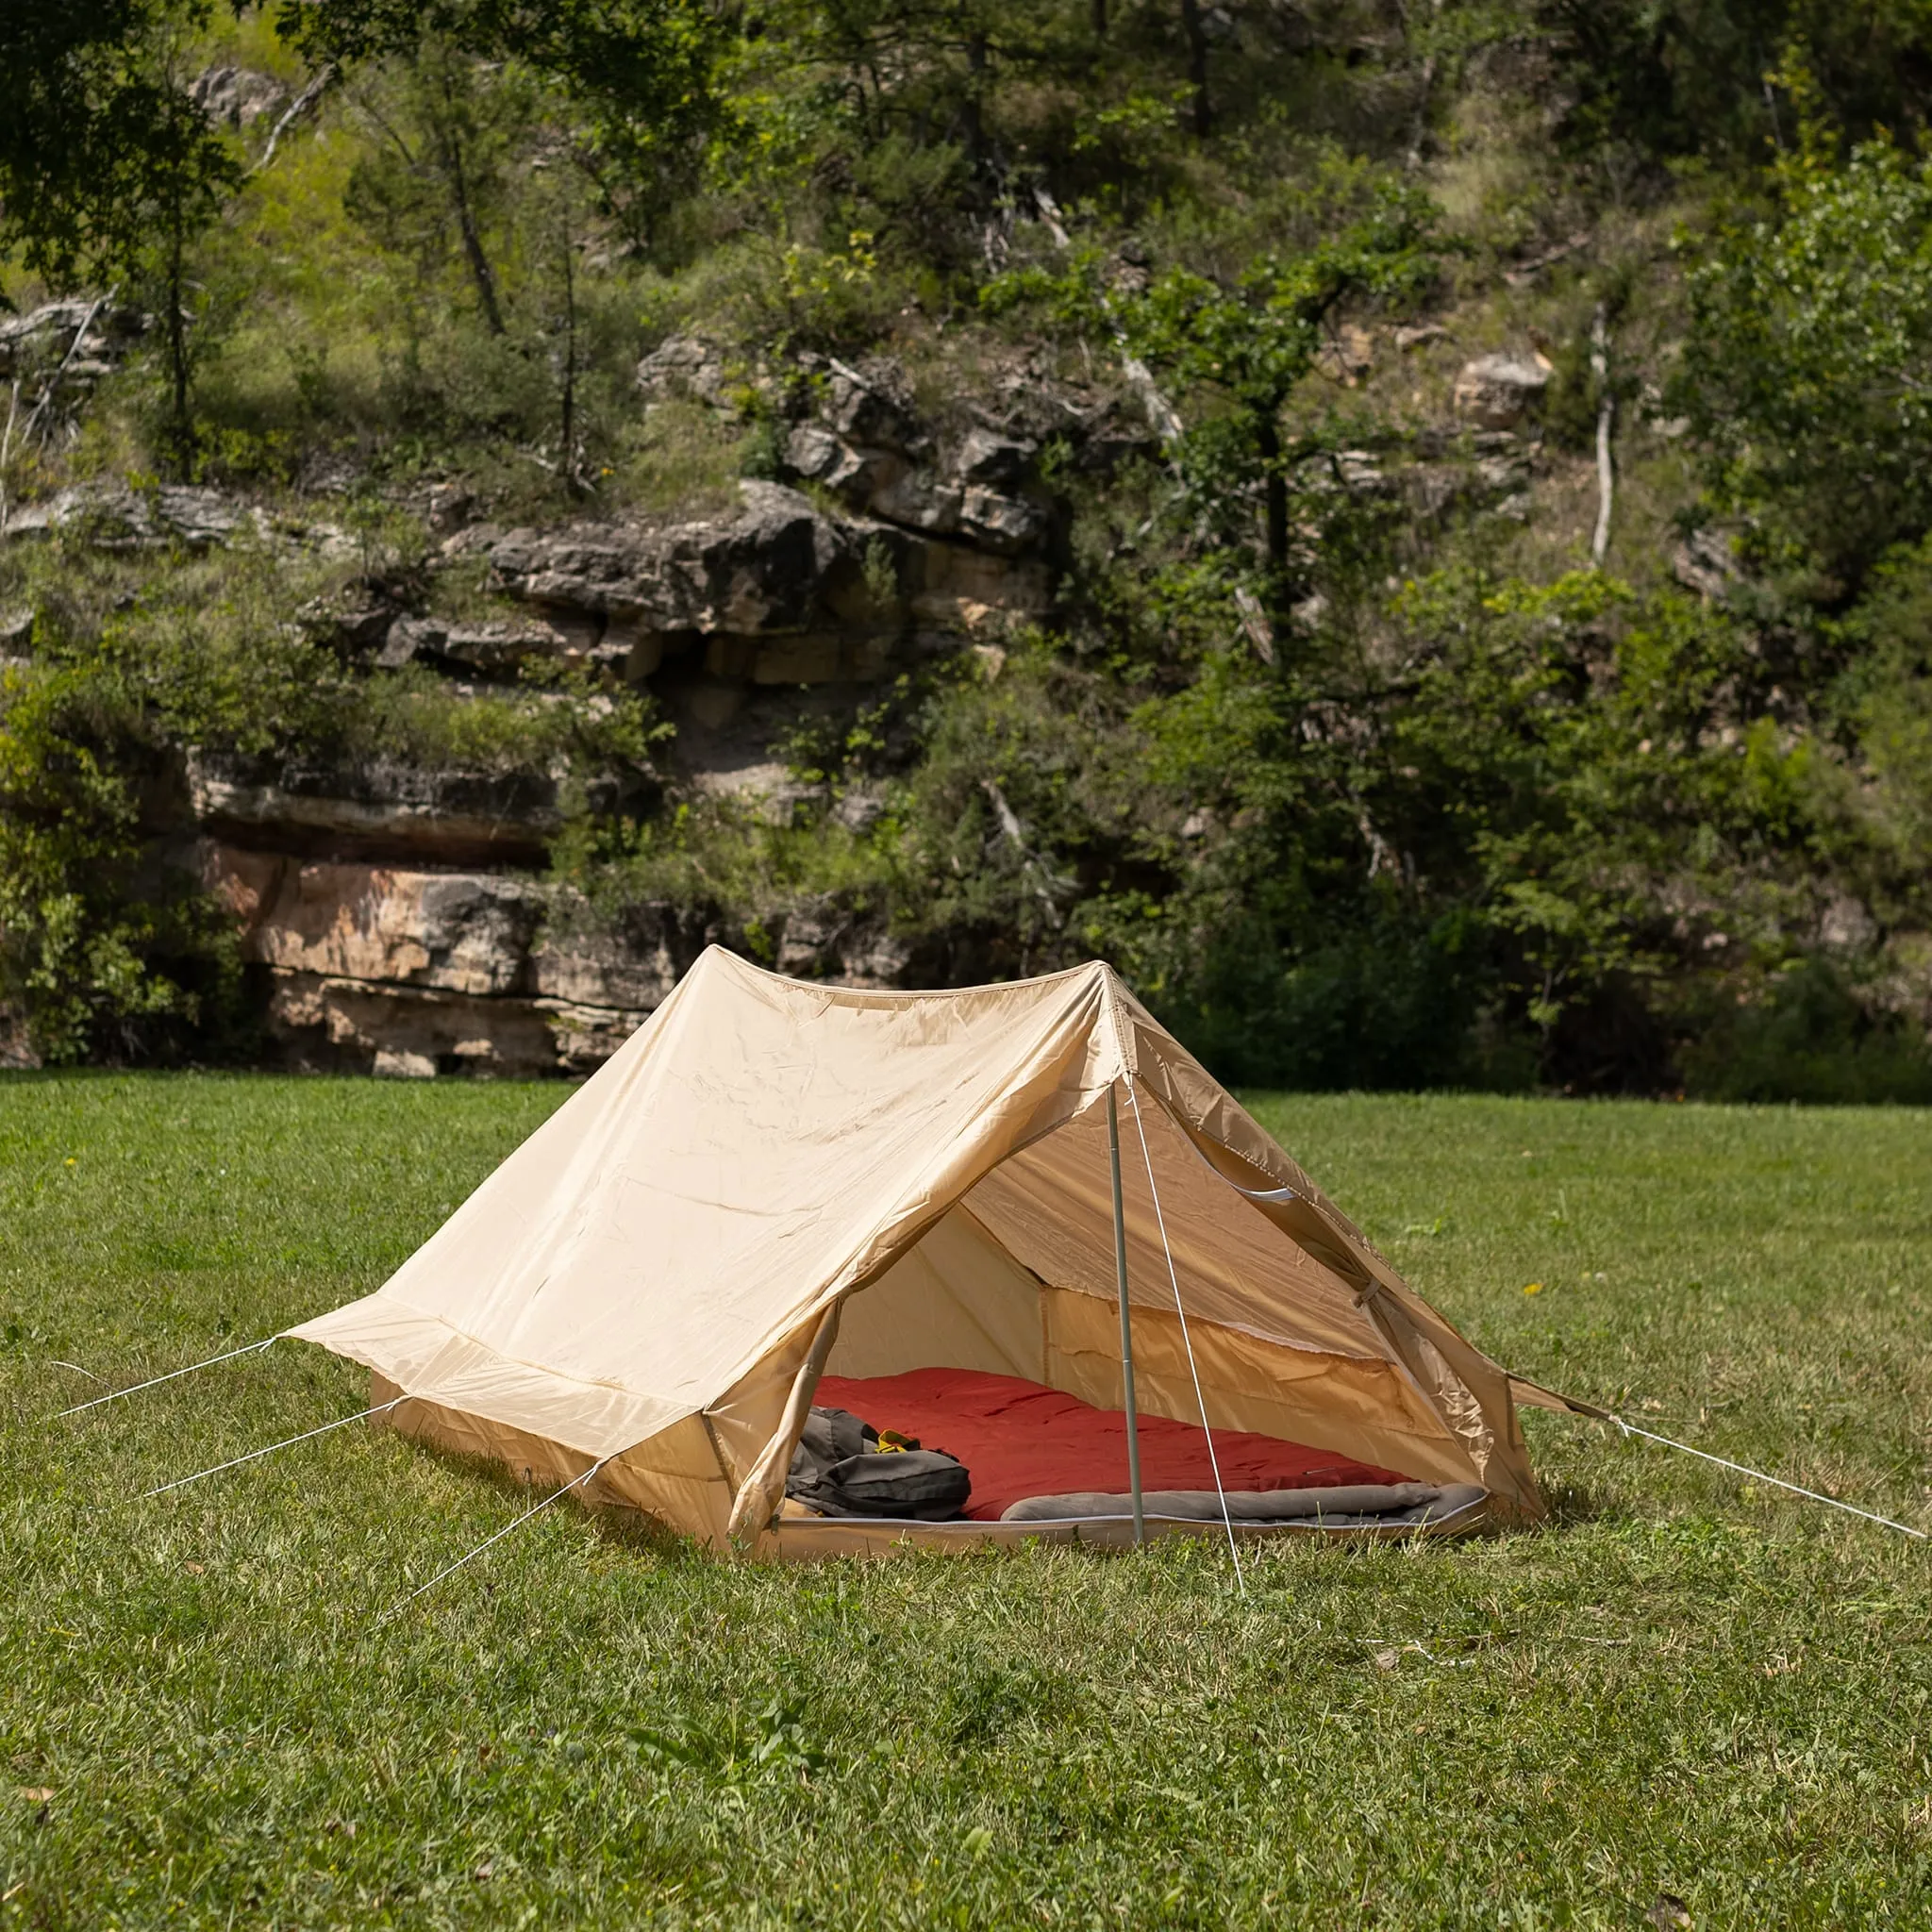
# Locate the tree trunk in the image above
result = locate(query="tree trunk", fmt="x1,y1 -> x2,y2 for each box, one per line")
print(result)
1591,302 -> 1615,567
1401,0 -> 1442,172
559,219 -> 580,496
1091,0 -> 1108,33
165,193 -> 193,478
430,64 -> 505,336
1179,0 -> 1212,137
1256,410 -> 1290,623
962,32 -> 989,168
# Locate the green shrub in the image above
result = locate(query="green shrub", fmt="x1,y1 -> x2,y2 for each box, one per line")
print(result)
1679,958 -> 1932,1104
1147,914 -> 1535,1093
0,661 -> 243,1065
550,793 -> 904,934
1679,136 -> 1932,592
342,663 -> 667,782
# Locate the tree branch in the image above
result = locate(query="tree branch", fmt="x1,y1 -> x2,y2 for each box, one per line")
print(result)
251,65 -> 336,175
1591,302 -> 1614,568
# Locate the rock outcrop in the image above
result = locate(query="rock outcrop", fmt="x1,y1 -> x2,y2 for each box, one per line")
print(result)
3,340 -> 1103,1076
189,65 -> 290,128
473,473 -> 1052,682
1452,352 -> 1552,429
0,301 -> 149,402
200,841 -> 912,1075
0,480 -> 259,547
209,848 -> 542,993
186,751 -> 622,866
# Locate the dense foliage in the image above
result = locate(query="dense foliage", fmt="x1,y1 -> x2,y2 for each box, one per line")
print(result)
2,0 -> 1931,1091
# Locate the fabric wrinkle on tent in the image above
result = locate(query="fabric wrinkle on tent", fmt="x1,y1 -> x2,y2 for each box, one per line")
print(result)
284,947 -> 1553,1555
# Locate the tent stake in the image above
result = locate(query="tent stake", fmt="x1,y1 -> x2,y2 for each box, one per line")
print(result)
1108,1086 -> 1146,1547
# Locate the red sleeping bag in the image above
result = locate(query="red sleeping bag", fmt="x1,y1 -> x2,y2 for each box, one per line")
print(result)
812,1368 -> 1411,1522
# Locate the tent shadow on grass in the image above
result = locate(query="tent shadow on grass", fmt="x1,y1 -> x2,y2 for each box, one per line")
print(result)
384,1432 -> 694,1570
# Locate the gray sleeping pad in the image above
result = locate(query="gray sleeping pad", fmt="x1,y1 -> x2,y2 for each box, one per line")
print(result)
998,1482 -> 1488,1526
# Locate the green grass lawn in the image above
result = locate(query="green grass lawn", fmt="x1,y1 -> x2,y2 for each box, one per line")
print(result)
2,1075 -> 1930,1929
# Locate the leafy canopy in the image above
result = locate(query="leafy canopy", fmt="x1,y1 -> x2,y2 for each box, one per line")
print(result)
275,0 -> 724,217
0,0 -> 240,288
1680,129 -> 1932,592
986,180 -> 1436,615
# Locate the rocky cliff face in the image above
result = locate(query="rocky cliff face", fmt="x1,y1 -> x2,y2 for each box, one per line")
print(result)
202,843 -> 918,1075
4,313 -> 1573,1077
7,342 -> 1100,1075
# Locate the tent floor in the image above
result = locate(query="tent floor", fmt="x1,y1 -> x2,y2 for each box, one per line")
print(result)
810,1367 -> 1415,1522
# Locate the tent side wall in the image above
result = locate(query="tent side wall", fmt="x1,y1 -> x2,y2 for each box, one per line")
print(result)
1033,1290 -> 1490,1492
369,1374 -> 736,1543
1117,1008 -> 1547,1519
366,1299 -> 838,1551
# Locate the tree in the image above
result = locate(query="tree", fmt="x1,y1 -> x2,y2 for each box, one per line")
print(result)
988,185 -> 1436,627
1680,135 -> 1932,594
0,0 -> 242,475
344,37 -> 535,338
0,658 -> 242,1063
1539,0 -> 1932,165
275,0 -> 723,250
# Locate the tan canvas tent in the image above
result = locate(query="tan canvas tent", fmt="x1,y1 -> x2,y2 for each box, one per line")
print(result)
287,948 -> 1552,1555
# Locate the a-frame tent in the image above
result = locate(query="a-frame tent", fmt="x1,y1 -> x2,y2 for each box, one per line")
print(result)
288,948 -> 1551,1554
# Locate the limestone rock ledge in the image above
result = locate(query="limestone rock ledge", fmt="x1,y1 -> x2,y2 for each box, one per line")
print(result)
186,750 -> 640,866
3,342 -> 1103,1074
204,841 -> 910,1076
261,972 -> 644,1078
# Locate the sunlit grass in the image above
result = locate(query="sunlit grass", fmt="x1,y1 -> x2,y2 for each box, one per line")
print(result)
2,1074 -> 1929,1927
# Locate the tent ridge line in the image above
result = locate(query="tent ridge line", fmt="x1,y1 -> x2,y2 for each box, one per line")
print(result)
1103,966 -> 1135,1092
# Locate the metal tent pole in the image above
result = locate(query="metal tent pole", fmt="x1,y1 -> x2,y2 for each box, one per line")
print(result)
1108,1085 -> 1146,1546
